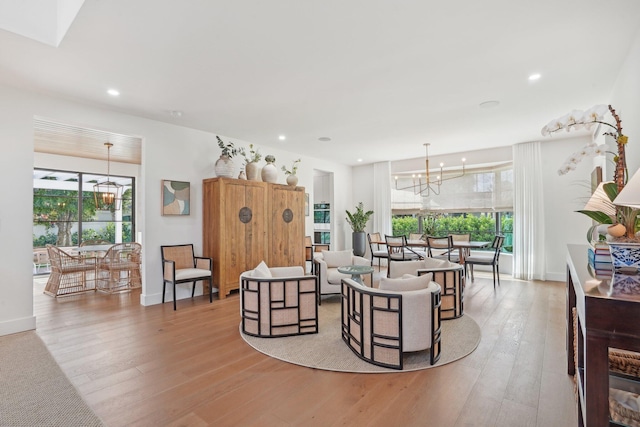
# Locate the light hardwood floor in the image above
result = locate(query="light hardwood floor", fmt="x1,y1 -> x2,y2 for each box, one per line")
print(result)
33,270 -> 577,427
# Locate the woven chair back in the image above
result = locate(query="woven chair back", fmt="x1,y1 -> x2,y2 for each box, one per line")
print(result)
161,244 -> 195,269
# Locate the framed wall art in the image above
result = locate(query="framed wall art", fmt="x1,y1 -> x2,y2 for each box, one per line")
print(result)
162,180 -> 190,215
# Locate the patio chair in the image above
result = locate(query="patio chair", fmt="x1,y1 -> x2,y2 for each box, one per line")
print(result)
97,242 -> 142,294
44,245 -> 96,297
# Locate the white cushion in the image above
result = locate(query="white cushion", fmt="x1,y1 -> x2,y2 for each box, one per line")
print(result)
252,260 -> 272,278
379,273 -> 433,292
175,268 -> 211,281
322,250 -> 353,268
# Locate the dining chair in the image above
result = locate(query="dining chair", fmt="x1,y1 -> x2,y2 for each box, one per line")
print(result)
426,235 -> 454,261
44,245 -> 96,297
408,233 -> 425,242
368,232 -> 388,268
384,235 -> 424,277
449,233 -> 471,264
97,243 -> 142,294
464,235 -> 505,288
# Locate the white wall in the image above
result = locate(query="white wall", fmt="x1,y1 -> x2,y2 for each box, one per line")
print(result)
611,28 -> 640,176
0,83 -> 352,336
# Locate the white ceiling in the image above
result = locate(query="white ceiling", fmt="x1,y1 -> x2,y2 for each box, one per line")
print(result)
1,0 -> 639,166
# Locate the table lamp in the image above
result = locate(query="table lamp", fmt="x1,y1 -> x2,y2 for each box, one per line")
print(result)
614,169 -> 640,209
584,181 -> 617,217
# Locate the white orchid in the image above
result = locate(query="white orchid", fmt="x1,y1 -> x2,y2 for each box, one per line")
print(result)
541,104 -> 626,178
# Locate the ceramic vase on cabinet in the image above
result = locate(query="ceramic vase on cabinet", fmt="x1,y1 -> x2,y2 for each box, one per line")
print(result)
286,174 -> 298,187
261,162 -> 278,183
246,161 -> 260,181
214,155 -> 235,178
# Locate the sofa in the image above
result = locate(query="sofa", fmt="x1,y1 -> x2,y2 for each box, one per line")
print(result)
341,275 -> 442,370
313,250 -> 371,304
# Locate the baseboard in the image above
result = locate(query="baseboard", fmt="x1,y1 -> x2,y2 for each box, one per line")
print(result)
0,315 -> 36,336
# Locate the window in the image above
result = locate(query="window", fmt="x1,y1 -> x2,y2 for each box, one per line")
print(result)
391,162 -> 513,252
33,168 -> 135,249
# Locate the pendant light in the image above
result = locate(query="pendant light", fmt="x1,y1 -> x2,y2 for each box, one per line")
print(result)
93,142 -> 123,210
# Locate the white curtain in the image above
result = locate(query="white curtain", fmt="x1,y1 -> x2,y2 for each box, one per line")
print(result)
373,161 -> 392,236
513,141 -> 546,280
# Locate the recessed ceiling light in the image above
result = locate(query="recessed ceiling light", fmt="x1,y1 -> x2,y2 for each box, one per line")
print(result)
278,135 -> 286,141
528,73 -> 541,81
357,158 -> 363,163
318,137 -> 332,142
169,110 -> 183,118
107,89 -> 120,96
479,100 -> 500,109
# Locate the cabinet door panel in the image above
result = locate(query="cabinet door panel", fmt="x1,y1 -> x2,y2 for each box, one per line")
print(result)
269,186 -> 304,267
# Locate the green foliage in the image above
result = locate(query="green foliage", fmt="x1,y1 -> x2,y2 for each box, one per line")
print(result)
33,188 -> 98,246
392,216 -> 419,237
345,202 -> 373,232
392,213 -> 510,249
216,135 -> 238,158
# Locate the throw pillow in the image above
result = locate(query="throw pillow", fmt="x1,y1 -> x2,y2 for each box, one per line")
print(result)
379,272 -> 433,292
321,250 -> 353,268
252,260 -> 272,278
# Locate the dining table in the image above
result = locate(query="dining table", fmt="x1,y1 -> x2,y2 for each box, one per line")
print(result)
406,239 -> 490,264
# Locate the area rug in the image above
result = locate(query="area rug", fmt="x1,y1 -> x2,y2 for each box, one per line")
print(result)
0,331 -> 104,426
240,298 -> 481,373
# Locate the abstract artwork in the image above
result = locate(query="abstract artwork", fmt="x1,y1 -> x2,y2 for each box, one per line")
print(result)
162,180 -> 190,215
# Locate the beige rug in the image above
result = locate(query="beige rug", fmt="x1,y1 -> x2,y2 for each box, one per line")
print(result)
241,298 -> 481,373
0,331 -> 104,426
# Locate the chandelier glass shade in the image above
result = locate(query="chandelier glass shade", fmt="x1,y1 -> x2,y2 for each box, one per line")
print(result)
93,142 -> 123,210
394,143 -> 466,196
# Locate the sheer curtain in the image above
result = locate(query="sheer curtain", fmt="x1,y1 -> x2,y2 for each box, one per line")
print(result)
513,141 -> 546,280
372,161 -> 392,236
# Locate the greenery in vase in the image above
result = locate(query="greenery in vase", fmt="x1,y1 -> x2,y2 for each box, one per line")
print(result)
281,159 -> 301,175
345,202 -> 373,233
265,154 -> 276,164
216,136 -> 238,158
239,144 -> 261,164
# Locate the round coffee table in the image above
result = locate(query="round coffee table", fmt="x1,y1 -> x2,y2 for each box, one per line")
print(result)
337,265 -> 374,285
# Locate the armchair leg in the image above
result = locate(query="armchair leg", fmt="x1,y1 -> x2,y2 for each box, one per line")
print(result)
162,282 -> 166,303
192,281 -> 196,297
173,283 -> 177,311
209,279 -> 213,303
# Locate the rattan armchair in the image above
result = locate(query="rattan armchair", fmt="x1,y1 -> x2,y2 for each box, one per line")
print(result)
97,242 -> 142,294
44,245 -> 96,297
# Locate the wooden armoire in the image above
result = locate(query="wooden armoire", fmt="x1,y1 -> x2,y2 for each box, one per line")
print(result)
202,177 -> 305,298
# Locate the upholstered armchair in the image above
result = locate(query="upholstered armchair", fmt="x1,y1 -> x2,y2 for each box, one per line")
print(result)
161,244 -> 213,310
240,262 -> 318,337
341,276 -> 442,370
313,250 -> 371,304
389,258 -> 465,319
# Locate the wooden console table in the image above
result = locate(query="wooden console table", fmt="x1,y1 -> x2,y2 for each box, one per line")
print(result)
566,244 -> 640,426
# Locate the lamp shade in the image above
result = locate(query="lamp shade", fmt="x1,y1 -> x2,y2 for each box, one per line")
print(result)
614,169 -> 640,209
585,181 -> 616,217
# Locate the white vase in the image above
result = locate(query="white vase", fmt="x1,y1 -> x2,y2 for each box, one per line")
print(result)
286,174 -> 298,187
214,155 -> 235,178
246,161 -> 261,181
261,162 -> 278,183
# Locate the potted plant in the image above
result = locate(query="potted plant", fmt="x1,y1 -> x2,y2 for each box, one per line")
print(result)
261,154 -> 278,183
215,136 -> 238,178
240,144 -> 262,181
281,158 -> 301,186
346,202 -> 374,257
542,104 -> 640,272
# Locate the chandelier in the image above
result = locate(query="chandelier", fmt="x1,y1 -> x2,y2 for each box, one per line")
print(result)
93,142 -> 123,210
394,143 -> 466,196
